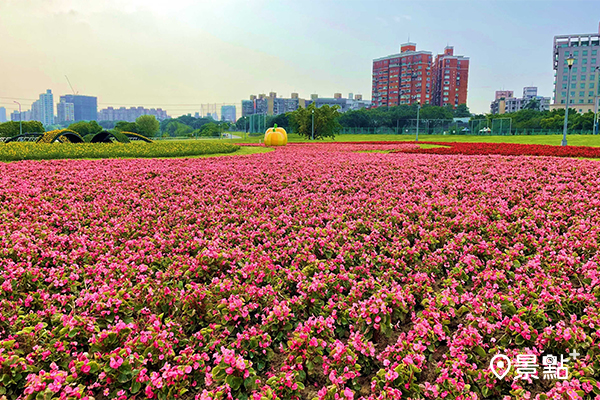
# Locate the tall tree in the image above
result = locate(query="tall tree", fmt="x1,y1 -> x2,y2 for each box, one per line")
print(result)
453,104 -> 471,117
0,121 -> 44,136
114,121 -> 139,133
290,103 -> 341,140
136,115 -> 160,137
67,121 -> 102,136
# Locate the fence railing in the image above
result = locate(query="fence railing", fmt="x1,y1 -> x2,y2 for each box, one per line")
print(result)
338,127 -> 598,136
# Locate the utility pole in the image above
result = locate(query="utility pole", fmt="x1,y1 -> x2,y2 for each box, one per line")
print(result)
311,109 -> 315,140
13,101 -> 22,136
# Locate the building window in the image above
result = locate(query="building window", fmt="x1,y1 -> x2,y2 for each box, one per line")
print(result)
561,91 -> 567,96
571,91 -> 575,97
589,99 -> 594,103
590,91 -> 595,96
571,83 -> 576,89
593,50 -> 598,56
581,75 -> 587,80
582,58 -> 588,64
561,100 -> 565,103
573,67 -> 578,73
581,83 -> 586,89
579,91 -> 585,97
583,50 -> 588,56
582,67 -> 587,73
590,82 -> 595,88
563,67 -> 568,73
562,83 -> 567,89
574,51 -> 579,56
592,58 -> 597,64
591,74 -> 596,81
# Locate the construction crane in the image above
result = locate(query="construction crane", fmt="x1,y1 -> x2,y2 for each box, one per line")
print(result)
65,75 -> 78,95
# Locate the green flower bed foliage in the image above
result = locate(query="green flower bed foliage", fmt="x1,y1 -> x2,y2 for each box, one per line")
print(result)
0,141 -> 240,161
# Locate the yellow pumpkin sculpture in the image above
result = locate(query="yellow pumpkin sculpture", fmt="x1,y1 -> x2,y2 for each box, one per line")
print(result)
264,124 -> 288,146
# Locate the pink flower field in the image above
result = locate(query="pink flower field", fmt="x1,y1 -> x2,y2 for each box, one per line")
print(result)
1,143 -> 600,400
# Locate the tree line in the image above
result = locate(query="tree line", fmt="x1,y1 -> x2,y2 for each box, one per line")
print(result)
2,102 -> 597,140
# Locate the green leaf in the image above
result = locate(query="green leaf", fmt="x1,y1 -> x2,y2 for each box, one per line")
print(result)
474,346 -> 486,358
482,386 -> 490,398
226,375 -> 243,391
131,380 -> 141,394
515,335 -> 524,345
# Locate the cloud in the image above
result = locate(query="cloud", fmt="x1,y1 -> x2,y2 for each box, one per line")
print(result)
393,15 -> 412,22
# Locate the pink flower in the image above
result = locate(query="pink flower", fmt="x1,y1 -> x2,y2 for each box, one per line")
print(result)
109,357 -> 123,369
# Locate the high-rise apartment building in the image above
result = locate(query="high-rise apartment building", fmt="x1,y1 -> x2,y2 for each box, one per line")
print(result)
241,100 -> 254,117
0,107 -> 6,123
372,43 -> 433,107
552,22 -> 600,113
431,46 -> 469,107
57,100 -> 75,123
31,89 -> 55,125
372,43 -> 469,108
220,105 -> 236,122
59,95 -> 98,121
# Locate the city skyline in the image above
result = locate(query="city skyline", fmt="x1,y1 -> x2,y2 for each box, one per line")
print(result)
1,0 -> 598,117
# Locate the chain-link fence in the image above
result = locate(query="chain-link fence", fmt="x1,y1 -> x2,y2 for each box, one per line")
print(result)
339,117 -> 599,136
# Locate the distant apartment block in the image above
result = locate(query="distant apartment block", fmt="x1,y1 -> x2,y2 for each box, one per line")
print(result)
98,106 -> 169,122
495,90 -> 514,100
57,100 -> 75,123
490,86 -> 550,114
0,107 -> 6,123
220,105 -> 236,122
11,110 -> 32,122
552,22 -> 600,113
242,92 -> 368,116
241,100 -> 254,117
372,43 -> 469,108
59,95 -> 98,121
306,96 -> 371,112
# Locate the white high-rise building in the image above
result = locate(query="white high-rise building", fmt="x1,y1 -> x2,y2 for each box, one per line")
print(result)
552,22 -> 600,113
31,89 -> 55,126
0,107 -> 6,123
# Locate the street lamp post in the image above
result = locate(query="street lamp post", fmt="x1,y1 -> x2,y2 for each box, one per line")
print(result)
594,66 -> 600,135
311,109 -> 315,140
416,102 -> 421,142
562,54 -> 575,146
13,101 -> 22,136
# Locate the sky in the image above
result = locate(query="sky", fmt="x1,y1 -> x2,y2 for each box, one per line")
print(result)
0,0 -> 599,117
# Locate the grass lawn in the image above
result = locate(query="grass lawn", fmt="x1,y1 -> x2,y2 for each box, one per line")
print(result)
194,146 -> 272,158
219,133 -> 600,147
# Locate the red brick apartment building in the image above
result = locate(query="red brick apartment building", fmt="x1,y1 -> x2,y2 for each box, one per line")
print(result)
431,46 -> 469,107
372,43 -> 469,108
